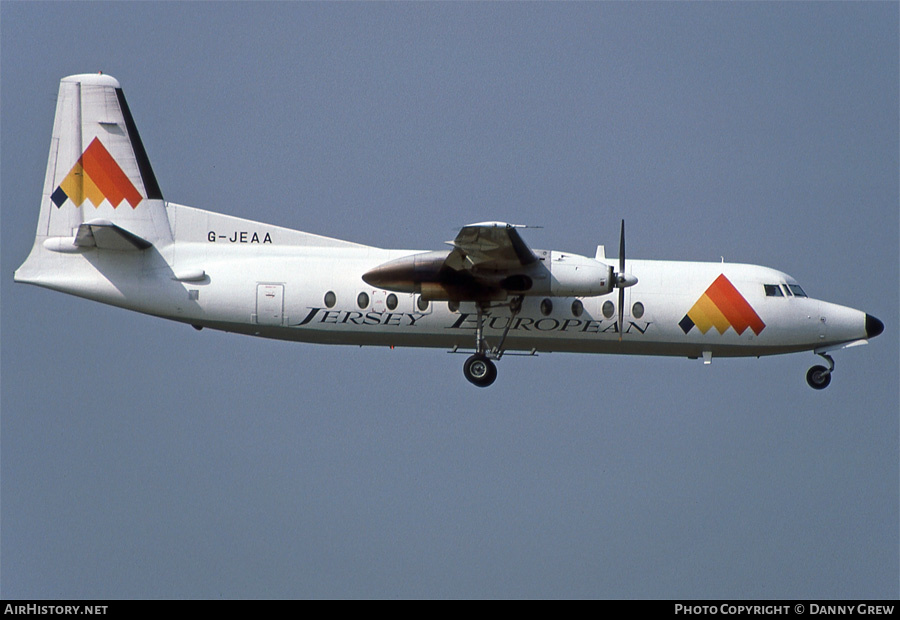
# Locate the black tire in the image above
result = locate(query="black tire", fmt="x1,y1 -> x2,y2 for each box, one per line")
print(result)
463,354 -> 497,387
806,365 -> 832,390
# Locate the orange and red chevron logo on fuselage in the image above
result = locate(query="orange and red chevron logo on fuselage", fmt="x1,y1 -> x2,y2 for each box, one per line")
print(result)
50,138 -> 142,209
679,274 -> 765,336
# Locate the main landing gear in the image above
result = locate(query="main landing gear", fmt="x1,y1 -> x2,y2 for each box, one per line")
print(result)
806,352 -> 834,390
462,296 -> 523,387
463,354 -> 497,387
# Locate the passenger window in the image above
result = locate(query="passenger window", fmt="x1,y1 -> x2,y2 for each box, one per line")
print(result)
602,300 -> 615,319
764,284 -> 783,297
571,299 -> 584,318
787,284 -> 807,298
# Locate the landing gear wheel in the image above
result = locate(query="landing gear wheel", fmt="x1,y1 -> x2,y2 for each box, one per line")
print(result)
464,354 -> 497,387
806,365 -> 832,390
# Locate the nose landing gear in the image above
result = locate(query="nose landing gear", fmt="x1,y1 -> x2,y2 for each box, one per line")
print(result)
806,353 -> 834,390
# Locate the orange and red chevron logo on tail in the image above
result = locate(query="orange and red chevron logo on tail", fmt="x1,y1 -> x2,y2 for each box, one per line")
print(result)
50,138 -> 142,209
679,274 -> 765,336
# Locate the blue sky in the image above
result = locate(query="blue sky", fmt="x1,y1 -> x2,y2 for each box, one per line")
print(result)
2,2 -> 897,598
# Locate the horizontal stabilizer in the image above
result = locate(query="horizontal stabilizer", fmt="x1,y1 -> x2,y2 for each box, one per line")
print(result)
74,219 -> 152,251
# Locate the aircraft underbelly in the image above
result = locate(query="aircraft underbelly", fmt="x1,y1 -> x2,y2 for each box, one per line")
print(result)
179,312 -> 811,359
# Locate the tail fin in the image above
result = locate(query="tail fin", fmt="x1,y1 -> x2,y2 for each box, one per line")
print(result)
24,73 -> 172,255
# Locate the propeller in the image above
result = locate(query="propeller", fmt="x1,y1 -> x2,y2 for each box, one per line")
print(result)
613,220 -> 638,341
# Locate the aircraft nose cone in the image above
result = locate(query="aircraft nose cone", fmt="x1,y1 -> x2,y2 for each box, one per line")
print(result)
866,314 -> 884,339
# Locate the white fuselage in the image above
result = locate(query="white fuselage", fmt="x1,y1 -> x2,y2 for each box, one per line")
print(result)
16,202 -> 869,361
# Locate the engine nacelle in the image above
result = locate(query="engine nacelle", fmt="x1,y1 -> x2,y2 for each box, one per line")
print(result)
362,250 -> 614,300
546,253 -> 614,297
361,251 -> 448,294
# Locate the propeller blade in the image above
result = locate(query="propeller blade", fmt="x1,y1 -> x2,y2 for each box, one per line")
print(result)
618,286 -> 625,342
615,219 -> 634,341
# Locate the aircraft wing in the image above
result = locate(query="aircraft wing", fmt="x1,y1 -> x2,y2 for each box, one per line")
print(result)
444,222 -> 539,271
362,222 -> 543,300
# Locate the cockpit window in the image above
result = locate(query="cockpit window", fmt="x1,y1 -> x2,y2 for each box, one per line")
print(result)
787,284 -> 807,298
764,284 -> 783,297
